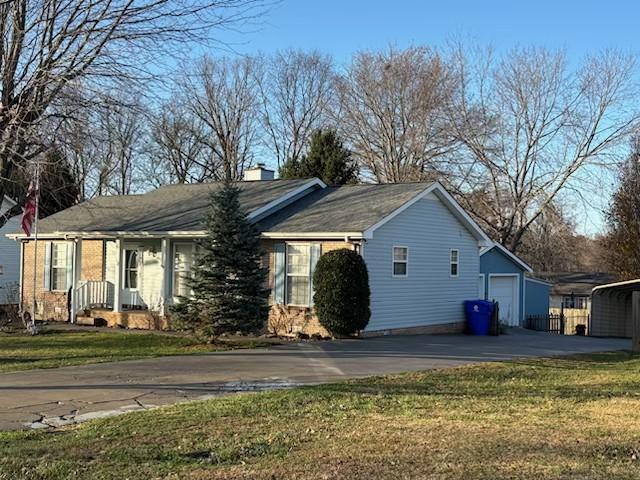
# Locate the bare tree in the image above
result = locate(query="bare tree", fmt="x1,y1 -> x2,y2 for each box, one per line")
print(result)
183,56 -> 261,180
146,98 -> 212,186
444,46 -> 639,253
336,46 -> 455,183
0,0 -> 266,226
518,202 -> 582,272
258,49 -> 335,168
602,136 -> 640,279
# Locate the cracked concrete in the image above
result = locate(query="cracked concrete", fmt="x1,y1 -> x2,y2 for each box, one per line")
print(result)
0,330 -> 629,431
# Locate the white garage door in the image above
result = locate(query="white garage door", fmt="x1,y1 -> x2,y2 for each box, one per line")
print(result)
489,276 -> 519,326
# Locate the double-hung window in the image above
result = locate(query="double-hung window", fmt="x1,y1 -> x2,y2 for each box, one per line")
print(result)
286,244 -> 311,306
50,243 -> 69,291
450,249 -> 459,277
173,244 -> 195,298
392,246 -> 408,277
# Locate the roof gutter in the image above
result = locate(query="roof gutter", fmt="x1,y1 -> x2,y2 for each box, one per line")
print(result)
8,230 -> 364,241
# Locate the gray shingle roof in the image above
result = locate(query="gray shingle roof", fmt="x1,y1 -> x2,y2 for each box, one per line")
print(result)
256,183 -> 431,233
29,179 -> 433,236
33,179 -> 314,234
539,272 -> 619,296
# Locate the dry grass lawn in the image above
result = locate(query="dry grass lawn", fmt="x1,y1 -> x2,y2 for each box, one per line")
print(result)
0,328 -> 272,372
1,352 -> 640,479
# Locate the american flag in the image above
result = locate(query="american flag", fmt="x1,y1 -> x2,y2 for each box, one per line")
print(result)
21,181 -> 38,236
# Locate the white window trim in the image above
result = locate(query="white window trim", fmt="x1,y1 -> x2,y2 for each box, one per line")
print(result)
123,249 -> 140,290
172,242 -> 194,299
392,245 -> 409,278
450,249 -> 460,278
285,242 -> 313,307
50,242 -> 69,292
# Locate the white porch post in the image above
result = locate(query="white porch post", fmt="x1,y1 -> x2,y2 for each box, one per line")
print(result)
69,238 -> 82,323
18,241 -> 24,314
160,237 -> 170,316
113,237 -> 123,313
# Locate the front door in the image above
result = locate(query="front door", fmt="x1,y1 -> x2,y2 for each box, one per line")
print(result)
122,249 -> 142,308
490,276 -> 518,326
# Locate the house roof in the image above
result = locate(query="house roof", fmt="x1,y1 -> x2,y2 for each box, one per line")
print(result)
539,272 -> 618,296
480,242 -> 533,273
11,178 -> 492,244
256,182 -> 431,233
27,178 -> 320,235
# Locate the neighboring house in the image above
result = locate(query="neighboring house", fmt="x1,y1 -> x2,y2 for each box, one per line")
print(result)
0,196 -> 21,304
9,167 -> 493,336
591,279 -> 640,338
479,243 -> 551,326
541,272 -> 618,314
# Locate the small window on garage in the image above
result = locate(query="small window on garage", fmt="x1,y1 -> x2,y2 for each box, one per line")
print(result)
450,249 -> 459,277
392,246 -> 408,277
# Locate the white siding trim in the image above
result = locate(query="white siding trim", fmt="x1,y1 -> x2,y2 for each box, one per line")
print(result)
479,273 -> 486,299
525,277 -> 553,287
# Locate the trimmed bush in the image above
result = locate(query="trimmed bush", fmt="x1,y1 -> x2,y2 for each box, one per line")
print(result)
313,248 -> 370,336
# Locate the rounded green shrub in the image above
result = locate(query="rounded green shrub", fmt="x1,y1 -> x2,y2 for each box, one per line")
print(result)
313,248 -> 370,336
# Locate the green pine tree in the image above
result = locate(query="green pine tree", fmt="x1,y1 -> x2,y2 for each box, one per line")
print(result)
172,179 -> 270,337
278,129 -> 358,185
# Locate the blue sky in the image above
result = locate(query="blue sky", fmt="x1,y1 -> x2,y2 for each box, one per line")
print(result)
224,0 -> 638,63
213,0 -> 638,235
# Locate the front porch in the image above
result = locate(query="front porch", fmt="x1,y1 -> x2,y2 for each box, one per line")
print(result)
69,237 -> 178,326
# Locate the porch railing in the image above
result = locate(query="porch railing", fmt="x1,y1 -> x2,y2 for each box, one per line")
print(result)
74,280 -> 115,311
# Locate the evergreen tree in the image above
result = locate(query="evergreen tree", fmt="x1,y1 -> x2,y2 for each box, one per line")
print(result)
278,129 -> 358,185
172,180 -> 269,337
604,138 -> 640,279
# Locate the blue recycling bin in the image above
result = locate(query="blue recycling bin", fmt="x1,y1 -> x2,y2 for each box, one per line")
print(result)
464,300 -> 494,336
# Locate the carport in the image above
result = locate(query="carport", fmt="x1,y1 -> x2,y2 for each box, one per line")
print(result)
591,279 -> 640,340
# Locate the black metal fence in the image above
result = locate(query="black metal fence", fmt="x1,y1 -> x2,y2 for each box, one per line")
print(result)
526,314 -> 564,334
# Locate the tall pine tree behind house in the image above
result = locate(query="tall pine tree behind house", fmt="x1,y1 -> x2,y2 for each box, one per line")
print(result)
279,129 -> 358,185
173,180 -> 270,337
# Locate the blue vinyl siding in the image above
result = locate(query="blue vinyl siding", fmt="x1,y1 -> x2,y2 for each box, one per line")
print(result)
362,194 -> 480,332
524,279 -> 551,317
480,248 -> 524,324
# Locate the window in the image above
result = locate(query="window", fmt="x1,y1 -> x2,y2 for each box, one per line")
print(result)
124,250 -> 138,289
562,295 -> 588,309
392,246 -> 408,277
450,249 -> 459,277
51,243 -> 68,291
286,244 -> 311,305
173,244 -> 194,297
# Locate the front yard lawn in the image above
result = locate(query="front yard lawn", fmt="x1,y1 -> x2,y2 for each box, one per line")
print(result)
0,328 -> 272,373
2,352 -> 640,479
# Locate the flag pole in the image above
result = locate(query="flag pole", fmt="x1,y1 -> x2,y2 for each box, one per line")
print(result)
30,161 -> 40,332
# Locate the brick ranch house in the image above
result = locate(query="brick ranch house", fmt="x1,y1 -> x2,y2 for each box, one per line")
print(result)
9,167 -> 493,336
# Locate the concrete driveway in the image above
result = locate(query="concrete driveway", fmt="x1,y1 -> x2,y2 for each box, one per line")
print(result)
0,329 -> 629,430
